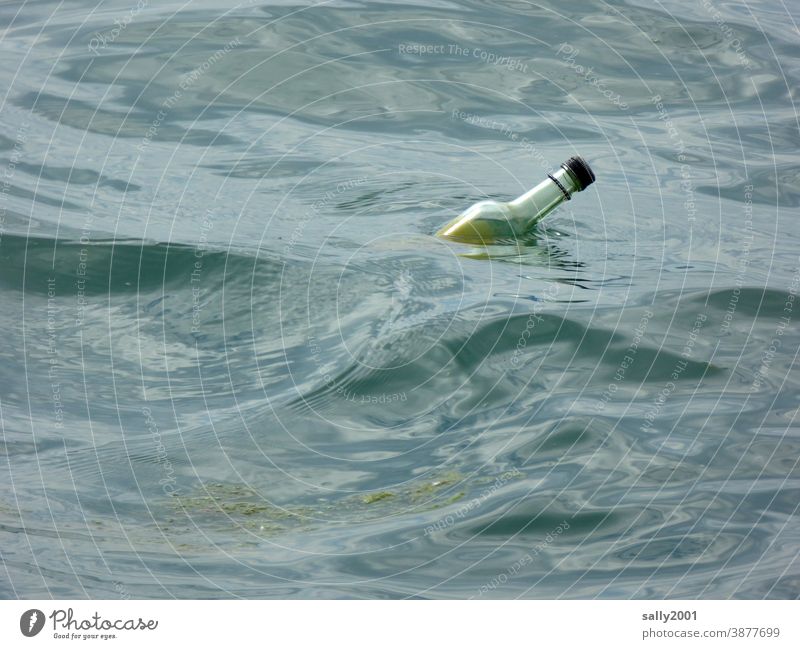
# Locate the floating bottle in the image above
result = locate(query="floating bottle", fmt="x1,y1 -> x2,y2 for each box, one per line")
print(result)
436,156 -> 595,243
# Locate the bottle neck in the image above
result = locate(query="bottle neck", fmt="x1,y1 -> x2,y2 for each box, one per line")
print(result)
550,165 -> 582,197
508,166 -> 581,217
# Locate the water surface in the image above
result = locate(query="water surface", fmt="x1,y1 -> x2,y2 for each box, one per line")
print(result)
1,0 -> 799,598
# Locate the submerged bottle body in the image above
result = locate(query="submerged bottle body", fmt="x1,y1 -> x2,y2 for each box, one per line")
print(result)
436,156 -> 595,243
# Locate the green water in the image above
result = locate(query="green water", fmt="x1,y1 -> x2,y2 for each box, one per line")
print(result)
1,0 -> 798,598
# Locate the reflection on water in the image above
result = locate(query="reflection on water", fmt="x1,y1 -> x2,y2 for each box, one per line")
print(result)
0,0 -> 798,599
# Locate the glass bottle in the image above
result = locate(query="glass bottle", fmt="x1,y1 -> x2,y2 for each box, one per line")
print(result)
436,156 -> 595,243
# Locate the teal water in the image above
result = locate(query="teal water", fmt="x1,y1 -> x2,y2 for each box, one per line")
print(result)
1,0 -> 799,598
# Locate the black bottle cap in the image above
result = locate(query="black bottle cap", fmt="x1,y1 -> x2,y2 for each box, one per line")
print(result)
561,156 -> 596,191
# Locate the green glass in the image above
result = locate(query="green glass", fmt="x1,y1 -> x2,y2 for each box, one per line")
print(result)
436,156 -> 596,243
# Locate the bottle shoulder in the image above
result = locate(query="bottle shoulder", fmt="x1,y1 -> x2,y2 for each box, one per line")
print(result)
460,199 -> 515,220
